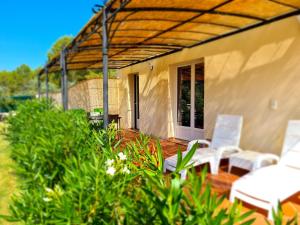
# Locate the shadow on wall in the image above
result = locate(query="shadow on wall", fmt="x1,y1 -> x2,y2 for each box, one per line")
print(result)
117,17 -> 300,154
68,81 -> 90,110
140,79 -> 170,138
140,61 -> 171,138
118,61 -> 172,138
204,17 -> 300,154
49,78 -> 119,114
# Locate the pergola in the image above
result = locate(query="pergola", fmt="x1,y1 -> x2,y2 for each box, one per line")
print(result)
38,0 -> 300,128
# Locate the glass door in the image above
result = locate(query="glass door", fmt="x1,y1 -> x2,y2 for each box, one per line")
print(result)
177,65 -> 191,127
176,61 -> 204,140
194,63 -> 204,129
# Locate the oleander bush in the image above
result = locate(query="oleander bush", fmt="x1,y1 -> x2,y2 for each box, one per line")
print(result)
1,99 -> 294,224
0,97 -> 17,112
6,99 -> 94,188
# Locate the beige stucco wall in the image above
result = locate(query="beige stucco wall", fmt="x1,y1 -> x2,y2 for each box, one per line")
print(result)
118,16 -> 300,155
49,78 -> 119,113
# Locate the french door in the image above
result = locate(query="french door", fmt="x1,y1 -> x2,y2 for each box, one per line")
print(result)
175,61 -> 204,140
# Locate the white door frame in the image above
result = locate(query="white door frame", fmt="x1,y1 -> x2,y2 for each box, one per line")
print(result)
133,74 -> 140,130
174,60 -> 204,141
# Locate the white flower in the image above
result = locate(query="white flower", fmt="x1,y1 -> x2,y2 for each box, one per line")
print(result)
118,152 -> 127,161
105,159 -> 114,166
54,185 -> 64,196
106,166 -> 116,176
122,166 -> 130,174
45,188 -> 54,193
43,197 -> 52,202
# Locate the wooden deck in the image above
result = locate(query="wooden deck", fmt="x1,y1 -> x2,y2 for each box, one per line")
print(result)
120,129 -> 300,224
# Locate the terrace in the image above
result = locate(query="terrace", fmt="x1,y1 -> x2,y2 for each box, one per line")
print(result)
34,0 -> 300,223
121,129 -> 300,223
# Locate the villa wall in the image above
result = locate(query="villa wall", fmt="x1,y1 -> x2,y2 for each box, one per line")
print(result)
118,16 -> 300,155
49,78 -> 119,113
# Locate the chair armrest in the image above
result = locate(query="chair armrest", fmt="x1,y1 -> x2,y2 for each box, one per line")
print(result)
211,146 -> 243,175
187,139 -> 211,152
253,154 -> 280,170
194,139 -> 211,147
217,146 -> 243,158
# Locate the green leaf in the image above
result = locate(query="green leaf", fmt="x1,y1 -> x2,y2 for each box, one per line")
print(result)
176,142 -> 198,172
156,140 -> 164,173
175,148 -> 183,171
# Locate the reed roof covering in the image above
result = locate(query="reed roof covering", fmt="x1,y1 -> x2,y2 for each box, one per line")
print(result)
40,0 -> 300,74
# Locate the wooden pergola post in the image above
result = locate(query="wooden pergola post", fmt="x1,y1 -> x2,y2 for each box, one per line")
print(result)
37,74 -> 41,99
102,6 -> 109,129
60,49 -> 68,111
45,67 -> 49,100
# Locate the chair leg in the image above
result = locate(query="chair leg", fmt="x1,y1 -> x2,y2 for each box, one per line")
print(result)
163,163 -> 167,173
267,209 -> 273,221
229,189 -> 237,203
268,201 -> 278,221
228,164 -> 232,173
180,169 -> 187,180
210,161 -> 218,175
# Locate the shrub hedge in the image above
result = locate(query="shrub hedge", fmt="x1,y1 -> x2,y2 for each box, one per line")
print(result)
1,99 -> 294,224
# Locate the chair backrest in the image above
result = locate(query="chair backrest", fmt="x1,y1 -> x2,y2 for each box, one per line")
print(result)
210,115 -> 243,149
280,120 -> 300,168
90,111 -> 101,117
94,108 -> 104,115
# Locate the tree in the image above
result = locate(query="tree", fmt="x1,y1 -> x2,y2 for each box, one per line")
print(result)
15,64 -> 32,78
0,65 -> 38,96
46,35 -> 117,87
47,36 -> 73,60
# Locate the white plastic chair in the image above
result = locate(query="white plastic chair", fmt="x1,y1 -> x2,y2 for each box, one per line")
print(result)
230,120 -> 300,220
164,115 -> 243,179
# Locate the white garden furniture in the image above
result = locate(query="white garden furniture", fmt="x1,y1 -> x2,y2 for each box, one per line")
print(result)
230,120 -> 300,220
228,150 -> 279,172
164,114 -> 243,179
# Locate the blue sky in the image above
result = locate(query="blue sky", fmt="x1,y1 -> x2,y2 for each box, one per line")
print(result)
0,0 -> 106,71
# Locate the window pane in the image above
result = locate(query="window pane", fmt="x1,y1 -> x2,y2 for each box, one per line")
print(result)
195,63 -> 204,129
177,66 -> 191,127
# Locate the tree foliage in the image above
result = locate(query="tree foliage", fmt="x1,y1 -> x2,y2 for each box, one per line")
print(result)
0,64 -> 38,97
46,35 -> 117,87
47,35 -> 73,60
0,35 -> 117,99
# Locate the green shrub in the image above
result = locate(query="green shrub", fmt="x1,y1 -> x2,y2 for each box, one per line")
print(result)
5,99 -> 94,187
124,136 -> 255,225
266,204 -> 298,225
0,97 -> 17,112
3,100 -> 294,224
